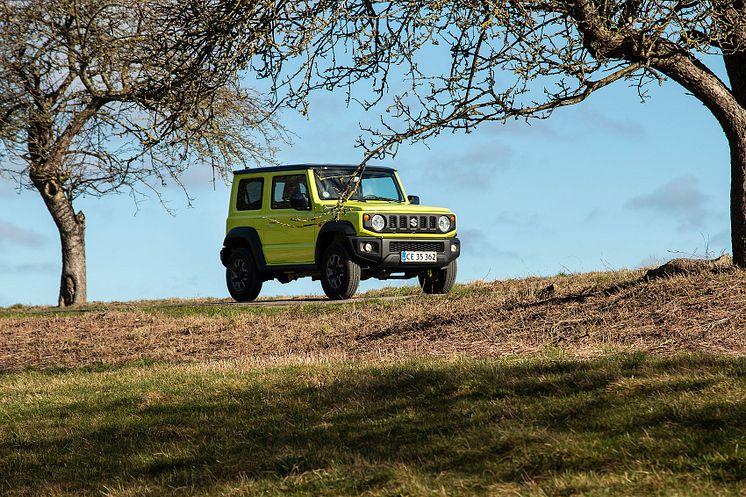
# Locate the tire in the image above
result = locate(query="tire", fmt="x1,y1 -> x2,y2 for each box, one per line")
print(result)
226,248 -> 263,302
321,243 -> 361,300
419,260 -> 457,294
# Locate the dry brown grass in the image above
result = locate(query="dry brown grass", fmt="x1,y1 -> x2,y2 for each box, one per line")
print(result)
2,262 -> 745,371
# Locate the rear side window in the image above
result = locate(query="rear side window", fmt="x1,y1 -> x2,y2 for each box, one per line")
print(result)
271,174 -> 308,209
236,178 -> 264,211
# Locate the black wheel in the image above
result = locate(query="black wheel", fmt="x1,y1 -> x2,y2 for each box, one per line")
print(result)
419,260 -> 457,294
321,243 -> 361,300
226,249 -> 262,302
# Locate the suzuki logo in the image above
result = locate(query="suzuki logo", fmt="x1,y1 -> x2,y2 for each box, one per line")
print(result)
410,217 -> 418,228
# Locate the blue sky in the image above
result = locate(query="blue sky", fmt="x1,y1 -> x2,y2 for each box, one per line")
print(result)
0,67 -> 731,306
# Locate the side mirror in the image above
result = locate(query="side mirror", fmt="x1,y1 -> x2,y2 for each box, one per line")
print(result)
290,192 -> 311,210
407,195 -> 420,205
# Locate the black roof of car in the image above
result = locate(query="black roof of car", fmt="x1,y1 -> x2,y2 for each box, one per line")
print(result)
232,163 -> 397,175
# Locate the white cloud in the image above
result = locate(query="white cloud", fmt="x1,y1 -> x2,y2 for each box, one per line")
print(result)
418,144 -> 514,191
0,221 -> 46,248
625,176 -> 712,230
580,109 -> 645,137
484,106 -> 645,140
494,211 -> 541,227
459,227 -> 522,260
0,262 -> 56,274
584,208 -> 605,223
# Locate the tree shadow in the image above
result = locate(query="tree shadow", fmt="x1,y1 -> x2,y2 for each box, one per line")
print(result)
2,355 -> 746,495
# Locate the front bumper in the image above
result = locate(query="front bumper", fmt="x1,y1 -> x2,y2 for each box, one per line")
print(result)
349,236 -> 460,269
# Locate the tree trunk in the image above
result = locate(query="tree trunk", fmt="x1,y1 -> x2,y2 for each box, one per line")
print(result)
30,173 -> 87,307
57,216 -> 86,307
654,52 -> 746,267
728,130 -> 746,267
723,53 -> 746,268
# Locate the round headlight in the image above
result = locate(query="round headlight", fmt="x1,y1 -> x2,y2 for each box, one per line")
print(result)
438,215 -> 451,233
371,214 -> 386,232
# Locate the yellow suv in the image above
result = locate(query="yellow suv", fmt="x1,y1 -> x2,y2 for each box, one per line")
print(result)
220,164 -> 460,301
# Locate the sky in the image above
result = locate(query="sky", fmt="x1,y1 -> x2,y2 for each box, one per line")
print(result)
0,60 -> 732,306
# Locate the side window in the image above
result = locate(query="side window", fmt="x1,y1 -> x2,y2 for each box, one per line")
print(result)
236,178 -> 264,211
271,174 -> 308,209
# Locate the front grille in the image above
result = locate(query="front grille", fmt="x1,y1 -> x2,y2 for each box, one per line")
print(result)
365,212 -> 454,233
384,214 -> 439,233
390,241 -> 445,253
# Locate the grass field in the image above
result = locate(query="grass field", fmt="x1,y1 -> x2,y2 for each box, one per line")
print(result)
2,262 -> 746,496
3,355 -> 746,496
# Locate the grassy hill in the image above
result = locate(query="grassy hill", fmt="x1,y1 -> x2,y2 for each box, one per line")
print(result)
2,262 -> 746,496
1,261 -> 744,370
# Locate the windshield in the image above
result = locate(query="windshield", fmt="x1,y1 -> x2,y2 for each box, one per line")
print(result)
314,169 -> 404,202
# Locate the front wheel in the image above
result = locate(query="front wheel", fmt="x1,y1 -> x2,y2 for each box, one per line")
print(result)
226,249 -> 263,302
419,260 -> 457,294
321,243 -> 361,300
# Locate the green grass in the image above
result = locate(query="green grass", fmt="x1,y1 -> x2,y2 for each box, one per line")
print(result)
0,299 -> 345,319
0,281 -> 496,319
3,354 -> 746,496
0,294 -> 391,320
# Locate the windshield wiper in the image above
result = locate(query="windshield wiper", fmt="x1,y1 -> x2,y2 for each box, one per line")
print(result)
361,194 -> 401,202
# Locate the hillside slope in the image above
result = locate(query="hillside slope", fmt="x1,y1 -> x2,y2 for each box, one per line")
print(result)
2,262 -> 745,370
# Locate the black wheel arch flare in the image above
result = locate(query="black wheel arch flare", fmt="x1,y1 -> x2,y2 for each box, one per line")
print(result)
221,227 -> 266,270
315,220 -> 357,266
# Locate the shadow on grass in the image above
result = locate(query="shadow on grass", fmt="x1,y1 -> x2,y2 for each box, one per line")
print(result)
2,354 -> 746,496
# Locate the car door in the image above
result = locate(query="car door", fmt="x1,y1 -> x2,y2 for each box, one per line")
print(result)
261,172 -> 317,265
227,174 -> 265,238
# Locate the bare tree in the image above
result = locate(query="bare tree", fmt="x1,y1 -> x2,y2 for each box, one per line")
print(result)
251,0 -> 746,266
0,0 -> 284,306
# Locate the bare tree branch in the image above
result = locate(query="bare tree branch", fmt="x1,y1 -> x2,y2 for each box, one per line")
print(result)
0,0 -> 289,306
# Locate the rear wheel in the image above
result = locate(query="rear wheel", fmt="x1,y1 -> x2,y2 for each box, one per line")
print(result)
419,260 -> 457,294
321,243 -> 361,300
226,249 -> 262,302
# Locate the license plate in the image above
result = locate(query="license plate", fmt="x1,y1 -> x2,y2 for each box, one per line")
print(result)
400,251 -> 437,263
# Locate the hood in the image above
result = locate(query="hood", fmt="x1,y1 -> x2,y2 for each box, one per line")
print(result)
340,201 -> 452,214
